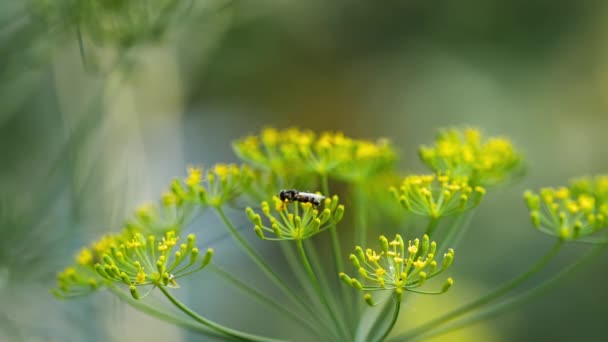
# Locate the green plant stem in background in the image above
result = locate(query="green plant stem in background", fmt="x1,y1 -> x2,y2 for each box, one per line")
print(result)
391,239 -> 564,341
214,206 -> 332,332
159,286 -> 281,342
107,286 -> 220,338
424,217 -> 441,238
304,238 -> 353,332
279,241 -> 341,339
207,264 -> 326,339
364,295 -> 399,342
415,243 -> 607,341
320,173 -> 354,328
277,242 -> 339,340
278,242 -> 324,310
365,294 -> 401,342
352,181 -> 369,322
439,212 -> 475,253
296,239 -> 351,341
377,297 -> 402,342
320,174 -> 345,277
352,182 -> 368,247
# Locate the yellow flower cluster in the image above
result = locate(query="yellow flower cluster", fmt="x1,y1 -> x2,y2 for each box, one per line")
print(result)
55,230 -> 213,299
233,127 -> 397,183
166,164 -> 254,208
390,174 -> 486,218
340,234 -> 454,303
55,231 -> 128,297
419,128 -> 523,187
246,195 -> 345,240
524,175 -> 608,241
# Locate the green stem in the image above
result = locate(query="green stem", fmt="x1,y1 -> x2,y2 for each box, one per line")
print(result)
304,238 -> 343,311
320,173 -> 354,330
391,239 -> 564,341
353,182 -> 368,247
364,295 -> 397,342
416,243 -> 607,341
439,212 -> 474,254
424,216 -> 441,238
75,22 -> 88,71
377,296 -> 402,342
159,285 -> 281,342
214,206 -> 330,331
296,239 -> 351,341
107,286 -> 221,338
278,241 -> 339,339
352,181 -> 368,323
320,173 -> 345,276
208,264 -> 326,339
279,242 -> 322,309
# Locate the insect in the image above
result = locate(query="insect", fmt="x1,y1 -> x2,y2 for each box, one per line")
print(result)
279,189 -> 326,206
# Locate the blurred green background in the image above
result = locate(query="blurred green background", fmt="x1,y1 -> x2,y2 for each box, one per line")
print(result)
2,0 -> 608,341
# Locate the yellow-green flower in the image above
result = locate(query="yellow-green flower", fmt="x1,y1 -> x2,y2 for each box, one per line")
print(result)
54,231 -> 128,298
54,230 -> 213,299
233,127 -> 397,183
246,194 -> 345,240
390,174 -> 486,219
169,164 -> 254,207
419,128 -> 523,187
95,230 -> 212,298
569,175 -> 608,205
340,234 -> 454,303
127,201 -> 184,234
524,175 -> 608,241
55,266 -> 103,298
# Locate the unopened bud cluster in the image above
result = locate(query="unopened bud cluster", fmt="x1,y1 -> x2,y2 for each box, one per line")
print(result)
390,174 -> 485,218
524,175 -> 608,241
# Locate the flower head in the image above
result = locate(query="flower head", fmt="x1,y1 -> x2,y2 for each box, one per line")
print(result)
340,234 -> 454,303
169,164 -> 254,208
54,230 -> 213,299
233,127 -> 397,183
54,232 -> 126,298
524,175 -> 608,241
246,194 -> 345,240
390,174 -> 486,219
419,128 -> 523,187
126,201 -> 183,234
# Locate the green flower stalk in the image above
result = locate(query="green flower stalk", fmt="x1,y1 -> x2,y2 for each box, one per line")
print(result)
246,194 -> 345,240
419,128 -> 523,187
391,174 -> 486,219
55,230 -> 212,299
340,234 -> 455,304
233,127 -> 397,183
524,175 -> 608,241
